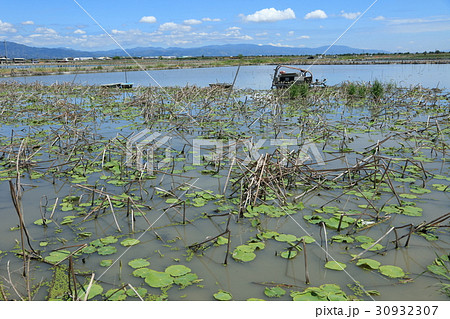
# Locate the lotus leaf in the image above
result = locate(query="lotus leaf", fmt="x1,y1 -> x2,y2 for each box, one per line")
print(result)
97,246 -> 117,255
132,268 -> 152,278
356,258 -> 381,270
173,273 -> 199,288
427,265 -> 450,280
213,290 -> 232,301
121,238 -> 140,247
34,218 -> 52,226
378,265 -> 405,278
275,234 -> 298,243
264,286 -> 286,298
399,206 -> 423,216
81,246 -> 96,254
100,236 -> 118,245
360,243 -> 383,251
325,261 -> 347,271
105,289 -> 127,301
100,259 -> 113,267
144,270 -> 174,288
165,264 -> 191,277
280,250 -> 298,259
126,287 -> 147,298
45,250 -> 71,263
128,258 -> 150,269
83,283 -> 103,300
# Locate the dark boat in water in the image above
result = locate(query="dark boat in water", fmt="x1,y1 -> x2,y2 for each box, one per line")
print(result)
271,65 -> 326,89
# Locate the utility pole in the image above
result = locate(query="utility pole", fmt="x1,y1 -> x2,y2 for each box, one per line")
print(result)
3,40 -> 7,60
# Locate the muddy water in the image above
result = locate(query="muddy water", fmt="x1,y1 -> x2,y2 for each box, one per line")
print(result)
0,83 -> 448,301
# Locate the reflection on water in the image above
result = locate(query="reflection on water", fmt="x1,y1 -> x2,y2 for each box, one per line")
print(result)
1,64 -> 449,89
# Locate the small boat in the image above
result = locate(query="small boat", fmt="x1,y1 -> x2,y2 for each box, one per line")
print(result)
100,82 -> 133,89
271,65 -> 326,89
209,82 -> 232,89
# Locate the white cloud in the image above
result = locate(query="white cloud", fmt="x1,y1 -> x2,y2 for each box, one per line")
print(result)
140,16 -> 157,24
341,11 -> 360,20
21,20 -> 34,25
35,27 -> 57,34
184,19 -> 202,25
268,43 -> 294,48
159,22 -> 192,32
111,29 -> 126,35
202,17 -> 221,22
242,8 -> 296,23
74,29 -> 86,35
372,16 -> 385,21
304,10 -> 328,20
288,31 -> 294,36
227,26 -> 241,31
0,20 -> 17,33
297,35 -> 310,39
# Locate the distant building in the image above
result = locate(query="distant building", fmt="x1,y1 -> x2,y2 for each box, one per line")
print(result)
13,58 -> 26,63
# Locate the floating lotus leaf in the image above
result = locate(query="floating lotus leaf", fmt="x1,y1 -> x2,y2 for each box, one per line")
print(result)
165,264 -> 191,277
144,269 -> 174,288
97,246 -> 117,255
232,249 -> 256,262
165,198 -> 179,204
331,235 -> 354,243
275,234 -> 298,243
427,265 -> 450,280
100,259 -> 113,267
410,187 -> 431,194
173,273 -> 199,288
81,246 -> 96,254
247,298 -> 265,301
360,243 -> 383,251
83,283 -> 103,300
264,286 -> 286,298
356,258 -> 381,270
213,290 -> 232,301
215,236 -> 228,245
292,291 -> 326,301
45,250 -> 71,263
100,236 -> 118,245
128,258 -> 150,269
299,235 -> 315,244
132,268 -> 152,278
399,206 -> 423,216
261,231 -> 279,239
355,236 -> 374,243
126,287 -> 147,298
432,184 -> 449,192
399,193 -> 418,199
105,289 -> 127,301
121,238 -> 140,247
247,242 -> 265,250
280,250 -> 298,259
378,265 -> 405,278
325,261 -> 347,271
34,218 -> 52,226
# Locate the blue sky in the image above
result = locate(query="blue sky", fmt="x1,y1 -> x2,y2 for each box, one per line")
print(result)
0,0 -> 449,52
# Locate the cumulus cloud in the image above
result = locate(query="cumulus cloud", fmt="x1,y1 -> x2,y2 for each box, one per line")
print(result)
74,29 -> 86,35
341,11 -> 361,20
304,10 -> 328,20
0,20 -> 17,33
184,19 -> 202,25
111,29 -> 126,35
140,16 -> 157,23
202,17 -> 221,22
372,16 -> 385,21
298,35 -> 310,39
35,27 -> 57,34
159,22 -> 192,32
241,8 -> 296,23
21,20 -> 34,25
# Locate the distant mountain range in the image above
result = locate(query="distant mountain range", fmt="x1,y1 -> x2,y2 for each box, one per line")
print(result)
1,41 -> 388,59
